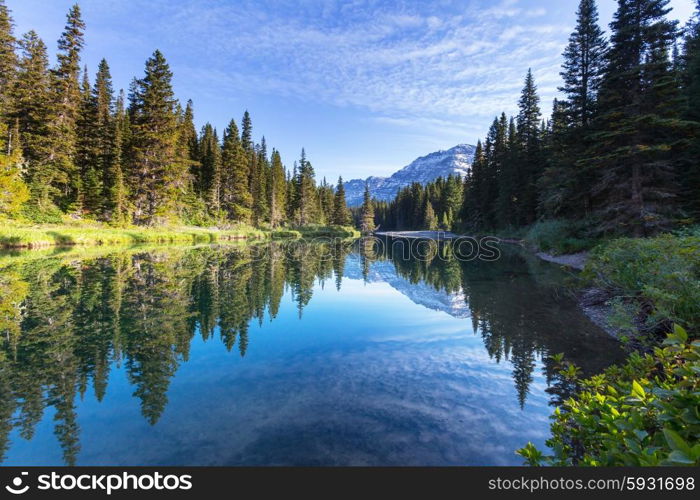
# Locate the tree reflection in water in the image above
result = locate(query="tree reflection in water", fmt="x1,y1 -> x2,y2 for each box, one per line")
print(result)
0,239 -> 621,464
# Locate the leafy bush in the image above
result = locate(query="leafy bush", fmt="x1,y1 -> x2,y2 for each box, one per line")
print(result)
18,202 -> 64,224
525,219 -> 595,255
518,326 -> 700,466
584,234 -> 700,336
271,229 -> 301,239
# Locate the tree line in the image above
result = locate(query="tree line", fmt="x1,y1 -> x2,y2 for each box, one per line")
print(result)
376,0 -> 700,237
0,2 -> 353,227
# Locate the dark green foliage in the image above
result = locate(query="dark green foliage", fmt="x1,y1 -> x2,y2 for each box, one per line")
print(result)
268,149 -> 287,228
525,218 -> 596,254
127,50 -> 181,225
0,0 -> 17,108
681,1 -> 700,215
539,1 -> 607,219
251,137 -> 269,225
583,233 -> 700,335
518,326 -> 699,466
294,148 -> 318,225
50,4 -> 85,210
8,31 -> 54,208
198,123 -> 222,215
240,110 -> 252,153
560,0 -> 607,127
332,176 -> 351,226
220,119 -> 252,223
515,69 -> 543,226
582,0 -> 689,236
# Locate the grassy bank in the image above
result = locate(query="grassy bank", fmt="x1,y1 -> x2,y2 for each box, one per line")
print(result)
582,231 -> 700,339
270,224 -> 360,240
0,220 -> 360,249
0,222 -> 268,249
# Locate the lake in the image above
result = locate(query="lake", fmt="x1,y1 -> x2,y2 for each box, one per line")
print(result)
0,238 -> 622,465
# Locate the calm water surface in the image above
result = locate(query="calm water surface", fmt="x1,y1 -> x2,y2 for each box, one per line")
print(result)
0,240 -> 622,465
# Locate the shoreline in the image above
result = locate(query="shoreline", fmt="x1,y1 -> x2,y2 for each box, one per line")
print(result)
0,223 -> 359,250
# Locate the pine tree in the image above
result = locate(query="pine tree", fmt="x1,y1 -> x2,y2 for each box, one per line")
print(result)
539,0 -> 608,218
167,102 -> 198,222
268,149 -> 286,228
240,110 -> 253,154
287,162 -> 298,222
681,1 -> 700,215
251,138 -> 270,225
461,140 -> 485,229
516,69 -> 542,225
423,198 -> 438,230
198,123 -> 222,215
220,118 -> 252,223
332,176 -> 351,225
50,3 -> 85,210
584,0 -> 684,235
360,183 -> 375,233
181,99 -> 199,192
8,31 -> 54,207
441,174 -> 463,230
560,0 -> 607,127
317,176 -> 334,225
296,148 -> 317,225
538,99 -> 574,217
93,59 -> 116,217
0,0 -> 17,109
127,50 -> 180,225
105,90 -> 128,224
75,65 -> 98,212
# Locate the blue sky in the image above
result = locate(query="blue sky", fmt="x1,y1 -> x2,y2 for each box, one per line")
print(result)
7,0 -> 697,182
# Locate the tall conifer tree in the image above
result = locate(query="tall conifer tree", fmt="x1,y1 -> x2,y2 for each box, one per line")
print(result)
560,0 -> 607,127
0,0 -> 17,109
9,31 -> 54,207
128,50 -> 179,224
332,176 -> 351,225
585,0 -> 684,235
516,69 -> 542,225
50,4 -> 85,209
220,119 -> 252,223
268,149 -> 286,228
360,184 -> 375,233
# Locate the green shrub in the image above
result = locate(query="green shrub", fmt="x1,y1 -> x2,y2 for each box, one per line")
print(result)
271,229 -> 302,239
18,202 -> 64,224
518,325 -> 700,466
525,219 -> 595,255
583,234 -> 700,336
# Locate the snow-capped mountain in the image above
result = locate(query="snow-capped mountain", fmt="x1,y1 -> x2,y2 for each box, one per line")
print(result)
344,144 -> 476,206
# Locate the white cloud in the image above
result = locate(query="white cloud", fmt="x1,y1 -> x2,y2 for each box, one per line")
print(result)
149,0 -> 570,132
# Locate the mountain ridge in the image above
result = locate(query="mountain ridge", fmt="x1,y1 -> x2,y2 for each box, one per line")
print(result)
344,144 -> 476,206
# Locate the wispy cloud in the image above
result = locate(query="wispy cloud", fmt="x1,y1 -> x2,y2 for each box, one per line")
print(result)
131,0 -> 571,127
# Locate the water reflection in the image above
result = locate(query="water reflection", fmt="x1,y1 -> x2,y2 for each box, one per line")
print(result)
0,240 -> 621,465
